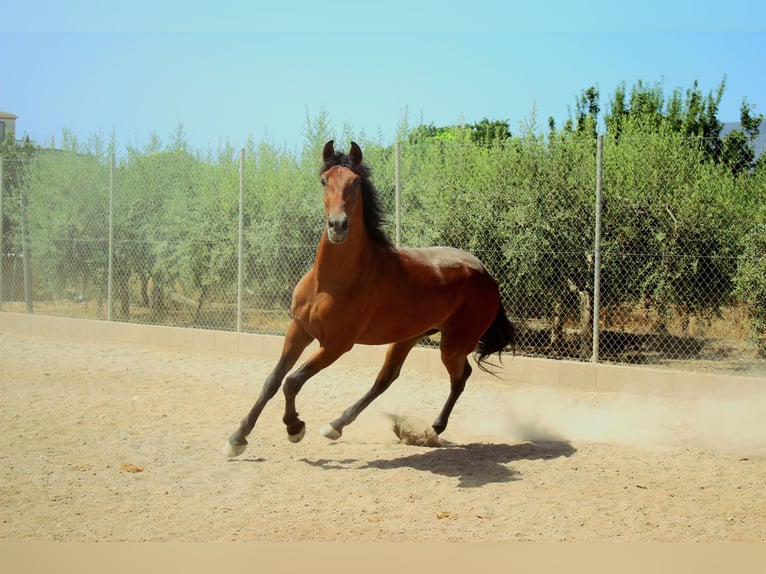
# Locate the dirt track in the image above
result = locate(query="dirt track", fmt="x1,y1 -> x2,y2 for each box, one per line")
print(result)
1,330 -> 765,541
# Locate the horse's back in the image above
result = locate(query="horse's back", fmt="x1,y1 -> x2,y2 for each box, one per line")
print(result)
364,246 -> 501,341
395,246 -> 497,294
397,246 -> 490,275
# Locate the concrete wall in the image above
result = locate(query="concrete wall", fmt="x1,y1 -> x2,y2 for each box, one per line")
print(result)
2,311 -> 763,399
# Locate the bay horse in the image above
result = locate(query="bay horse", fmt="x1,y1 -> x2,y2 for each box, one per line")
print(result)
223,140 -> 515,457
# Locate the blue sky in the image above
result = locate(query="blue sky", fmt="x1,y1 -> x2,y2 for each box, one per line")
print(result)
1,1 -> 765,154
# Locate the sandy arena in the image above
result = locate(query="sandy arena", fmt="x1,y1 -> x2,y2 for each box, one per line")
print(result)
1,327 -> 765,542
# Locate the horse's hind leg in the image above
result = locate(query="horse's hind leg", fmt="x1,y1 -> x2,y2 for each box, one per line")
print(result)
223,320 -> 313,457
432,351 -> 472,435
321,336 -> 421,440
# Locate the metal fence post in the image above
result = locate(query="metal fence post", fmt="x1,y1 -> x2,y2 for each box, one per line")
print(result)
592,134 -> 604,363
107,152 -> 114,321
0,156 -> 4,310
395,141 -> 401,248
237,148 -> 245,332
20,182 -> 32,313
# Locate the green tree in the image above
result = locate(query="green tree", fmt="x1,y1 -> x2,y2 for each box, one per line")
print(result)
734,224 -> 766,356
602,125 -> 748,331
1,137 -> 38,308
116,139 -> 203,320
24,149 -> 110,309
498,128 -> 598,356
604,78 -> 727,158
566,86 -> 600,138
469,118 -> 512,147
1,137 -> 38,249
721,99 -> 763,176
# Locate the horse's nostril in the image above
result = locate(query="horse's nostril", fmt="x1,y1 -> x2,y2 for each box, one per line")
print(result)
329,215 -> 348,233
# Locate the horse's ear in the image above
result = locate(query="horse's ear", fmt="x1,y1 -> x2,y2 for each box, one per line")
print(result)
349,141 -> 363,166
322,140 -> 335,163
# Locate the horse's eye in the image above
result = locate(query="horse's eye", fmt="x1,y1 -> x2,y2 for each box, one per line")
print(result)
320,178 -> 327,187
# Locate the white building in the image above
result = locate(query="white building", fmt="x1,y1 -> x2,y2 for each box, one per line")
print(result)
0,110 -> 18,143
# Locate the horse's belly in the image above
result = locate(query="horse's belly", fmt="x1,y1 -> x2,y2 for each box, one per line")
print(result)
354,317 -> 438,346
353,290 -> 479,346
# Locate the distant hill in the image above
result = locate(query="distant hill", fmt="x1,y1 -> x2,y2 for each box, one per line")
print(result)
722,122 -> 766,158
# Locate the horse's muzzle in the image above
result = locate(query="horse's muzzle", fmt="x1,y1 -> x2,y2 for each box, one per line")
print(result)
327,214 -> 349,244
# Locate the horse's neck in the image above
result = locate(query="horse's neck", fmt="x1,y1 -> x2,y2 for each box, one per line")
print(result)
314,230 -> 375,291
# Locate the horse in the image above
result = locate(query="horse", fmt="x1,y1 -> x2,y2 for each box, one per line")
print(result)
223,140 -> 515,457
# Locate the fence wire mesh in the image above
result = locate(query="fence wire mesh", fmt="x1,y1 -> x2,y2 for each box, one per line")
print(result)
1,134 -> 765,376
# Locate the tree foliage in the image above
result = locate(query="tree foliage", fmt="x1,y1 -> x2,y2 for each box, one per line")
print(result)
400,78 -> 764,356
2,79 -> 764,357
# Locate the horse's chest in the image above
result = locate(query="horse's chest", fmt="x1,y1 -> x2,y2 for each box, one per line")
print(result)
295,291 -> 365,340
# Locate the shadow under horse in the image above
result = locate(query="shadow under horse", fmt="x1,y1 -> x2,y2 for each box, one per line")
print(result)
224,141 -> 516,457
301,440 -> 577,488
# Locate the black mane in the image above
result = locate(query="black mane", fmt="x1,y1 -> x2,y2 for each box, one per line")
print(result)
320,151 -> 394,249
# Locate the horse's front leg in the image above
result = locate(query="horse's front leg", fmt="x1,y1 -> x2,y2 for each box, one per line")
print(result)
282,345 -> 347,442
223,321 -> 312,457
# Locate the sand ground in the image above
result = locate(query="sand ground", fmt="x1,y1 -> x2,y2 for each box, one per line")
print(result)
1,329 -> 765,541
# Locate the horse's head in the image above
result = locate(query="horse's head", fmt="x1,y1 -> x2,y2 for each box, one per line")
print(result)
320,140 -> 363,244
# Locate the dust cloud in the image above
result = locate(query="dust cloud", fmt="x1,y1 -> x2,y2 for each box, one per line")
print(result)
472,387 -> 766,457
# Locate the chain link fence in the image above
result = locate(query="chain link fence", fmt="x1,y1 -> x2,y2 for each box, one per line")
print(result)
2,134 -> 765,375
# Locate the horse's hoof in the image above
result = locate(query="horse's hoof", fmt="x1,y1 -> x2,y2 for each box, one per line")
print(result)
320,424 -> 342,441
223,440 -> 248,458
287,425 -> 306,443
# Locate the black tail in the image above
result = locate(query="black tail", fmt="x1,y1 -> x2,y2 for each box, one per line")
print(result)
474,305 -> 516,374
